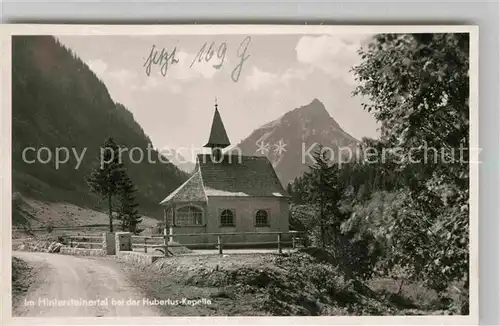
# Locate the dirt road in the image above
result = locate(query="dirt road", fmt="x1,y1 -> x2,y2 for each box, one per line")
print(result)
12,251 -> 161,317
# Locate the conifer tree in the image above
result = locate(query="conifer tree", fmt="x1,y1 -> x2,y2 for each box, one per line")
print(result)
86,137 -> 125,233
116,174 -> 142,233
303,145 -> 343,247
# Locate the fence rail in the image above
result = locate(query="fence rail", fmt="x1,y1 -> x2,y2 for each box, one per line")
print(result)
131,231 -> 305,255
13,225 -> 109,232
67,235 -> 103,248
15,226 -> 306,255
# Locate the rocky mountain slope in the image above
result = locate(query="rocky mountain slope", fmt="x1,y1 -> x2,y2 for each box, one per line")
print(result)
163,149 -> 196,174
12,36 -> 188,224
236,99 -> 359,186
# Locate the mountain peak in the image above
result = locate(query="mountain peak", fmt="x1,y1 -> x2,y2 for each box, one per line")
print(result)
287,98 -> 340,129
236,98 -> 358,186
300,98 -> 326,111
310,98 -> 323,106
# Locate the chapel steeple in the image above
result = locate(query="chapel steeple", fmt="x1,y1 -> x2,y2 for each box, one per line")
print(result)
204,99 -> 231,156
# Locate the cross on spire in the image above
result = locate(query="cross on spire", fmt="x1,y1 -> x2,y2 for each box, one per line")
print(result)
205,97 -> 230,149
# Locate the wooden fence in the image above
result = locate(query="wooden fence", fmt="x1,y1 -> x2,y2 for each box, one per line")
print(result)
14,227 -> 305,255
131,230 -> 305,256
13,225 -> 109,231
12,225 -> 110,237
67,234 -> 103,249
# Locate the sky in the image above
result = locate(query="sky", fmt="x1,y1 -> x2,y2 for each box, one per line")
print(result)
57,33 -> 380,159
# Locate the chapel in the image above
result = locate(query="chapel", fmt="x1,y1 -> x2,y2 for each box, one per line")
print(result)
160,102 -> 290,245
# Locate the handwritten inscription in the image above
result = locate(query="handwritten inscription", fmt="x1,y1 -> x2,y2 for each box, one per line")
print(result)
143,36 -> 251,83
143,45 -> 179,77
190,42 -> 227,69
232,36 -> 251,83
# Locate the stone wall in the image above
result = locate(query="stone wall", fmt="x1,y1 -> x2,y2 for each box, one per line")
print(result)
116,251 -> 162,265
60,246 -> 106,257
103,232 -> 116,255
113,232 -> 164,265
43,233 -> 163,265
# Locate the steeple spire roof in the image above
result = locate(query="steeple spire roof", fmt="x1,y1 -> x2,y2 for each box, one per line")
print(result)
204,101 -> 230,148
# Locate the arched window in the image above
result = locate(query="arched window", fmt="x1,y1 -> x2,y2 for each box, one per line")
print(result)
175,205 -> 203,226
220,209 -> 235,226
255,209 -> 269,226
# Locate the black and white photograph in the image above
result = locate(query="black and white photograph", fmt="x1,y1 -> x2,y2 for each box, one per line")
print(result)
3,25 -> 478,323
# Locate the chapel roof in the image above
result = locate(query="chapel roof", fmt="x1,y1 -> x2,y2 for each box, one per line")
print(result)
159,154 -> 289,205
159,170 -> 207,205
197,154 -> 288,197
204,106 -> 231,148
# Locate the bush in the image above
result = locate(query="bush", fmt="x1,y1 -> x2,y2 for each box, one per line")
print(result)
154,222 -> 165,235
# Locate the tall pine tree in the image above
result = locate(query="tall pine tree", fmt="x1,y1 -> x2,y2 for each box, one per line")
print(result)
116,174 -> 142,233
86,137 -> 125,233
303,145 -> 343,248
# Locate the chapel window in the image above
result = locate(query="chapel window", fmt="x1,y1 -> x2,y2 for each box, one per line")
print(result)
175,205 -> 203,226
220,209 -> 235,226
255,209 -> 269,226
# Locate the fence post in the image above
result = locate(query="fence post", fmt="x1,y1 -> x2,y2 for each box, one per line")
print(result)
217,236 -> 223,255
144,238 -> 147,253
169,226 -> 174,243
115,232 -> 132,253
163,216 -> 169,257
277,233 -> 282,254
103,232 -> 116,255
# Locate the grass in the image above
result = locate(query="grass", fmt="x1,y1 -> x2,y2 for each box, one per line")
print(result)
118,254 -> 272,316
368,278 -> 440,310
11,257 -> 35,308
12,193 -> 160,230
12,234 -> 463,316
117,249 -> 449,316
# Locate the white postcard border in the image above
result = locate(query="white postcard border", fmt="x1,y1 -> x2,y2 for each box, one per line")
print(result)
0,24 -> 479,326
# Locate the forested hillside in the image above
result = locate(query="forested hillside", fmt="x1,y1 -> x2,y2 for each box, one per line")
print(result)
287,33 -> 470,314
12,36 -> 187,221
